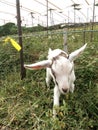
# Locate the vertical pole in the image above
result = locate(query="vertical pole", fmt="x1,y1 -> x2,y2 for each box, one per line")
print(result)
68,10 -> 69,29
83,28 -> 86,44
47,0 -> 48,36
91,0 -> 95,42
49,9 -> 51,25
87,8 -> 89,23
30,12 -> 34,27
73,5 -> 76,32
16,0 -> 26,79
74,5 -> 75,26
63,28 -> 68,53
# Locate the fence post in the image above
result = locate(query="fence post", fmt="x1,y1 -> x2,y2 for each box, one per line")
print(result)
16,0 -> 26,79
90,0 -> 95,42
83,24 -> 86,44
63,28 -> 68,53
46,0 -> 48,36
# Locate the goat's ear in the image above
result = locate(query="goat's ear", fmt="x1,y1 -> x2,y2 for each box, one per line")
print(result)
48,48 -> 52,54
24,60 -> 52,70
69,43 -> 87,62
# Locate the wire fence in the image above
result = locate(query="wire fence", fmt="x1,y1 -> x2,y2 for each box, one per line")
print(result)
0,28 -> 98,64
0,28 -> 98,102
0,27 -> 98,66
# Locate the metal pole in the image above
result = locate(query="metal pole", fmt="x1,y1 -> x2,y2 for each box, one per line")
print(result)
16,0 -> 26,79
30,12 -> 34,27
63,28 -> 68,53
91,0 -> 95,42
68,10 -> 69,29
47,0 -> 48,36
74,5 -> 75,25
49,9 -> 54,26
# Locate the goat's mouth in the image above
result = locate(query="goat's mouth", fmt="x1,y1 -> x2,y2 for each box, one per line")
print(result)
62,88 -> 68,93
61,88 -> 69,94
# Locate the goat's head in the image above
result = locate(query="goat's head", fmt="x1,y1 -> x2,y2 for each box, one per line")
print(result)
24,44 -> 87,94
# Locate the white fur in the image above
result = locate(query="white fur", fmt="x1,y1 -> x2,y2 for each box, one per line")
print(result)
24,43 -> 87,117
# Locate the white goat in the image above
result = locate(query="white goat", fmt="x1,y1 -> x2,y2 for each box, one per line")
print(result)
24,43 -> 87,117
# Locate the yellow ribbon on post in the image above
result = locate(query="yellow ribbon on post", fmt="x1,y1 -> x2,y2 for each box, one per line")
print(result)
4,37 -> 21,51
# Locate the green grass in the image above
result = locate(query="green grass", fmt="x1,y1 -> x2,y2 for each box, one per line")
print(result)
0,29 -> 98,130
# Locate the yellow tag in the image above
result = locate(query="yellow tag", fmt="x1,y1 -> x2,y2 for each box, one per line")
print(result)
4,37 -> 10,43
10,38 -> 21,51
4,37 -> 21,51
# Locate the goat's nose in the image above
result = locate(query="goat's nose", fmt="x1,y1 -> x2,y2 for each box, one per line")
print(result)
62,88 -> 68,93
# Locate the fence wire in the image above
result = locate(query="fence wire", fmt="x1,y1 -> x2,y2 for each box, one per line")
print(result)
0,28 -> 98,100
0,29 -> 98,75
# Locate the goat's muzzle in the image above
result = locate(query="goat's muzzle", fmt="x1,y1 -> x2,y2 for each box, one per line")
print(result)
62,88 -> 68,93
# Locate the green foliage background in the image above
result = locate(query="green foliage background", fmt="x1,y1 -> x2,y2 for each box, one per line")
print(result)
0,28 -> 98,130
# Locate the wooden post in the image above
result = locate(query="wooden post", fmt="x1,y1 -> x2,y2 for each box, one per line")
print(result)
16,0 -> 26,79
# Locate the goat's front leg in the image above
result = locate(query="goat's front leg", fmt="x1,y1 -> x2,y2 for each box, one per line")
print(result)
70,83 -> 75,93
46,68 -> 52,87
53,85 -> 60,117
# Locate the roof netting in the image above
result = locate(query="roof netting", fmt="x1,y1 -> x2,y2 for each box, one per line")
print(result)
0,0 -> 98,27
